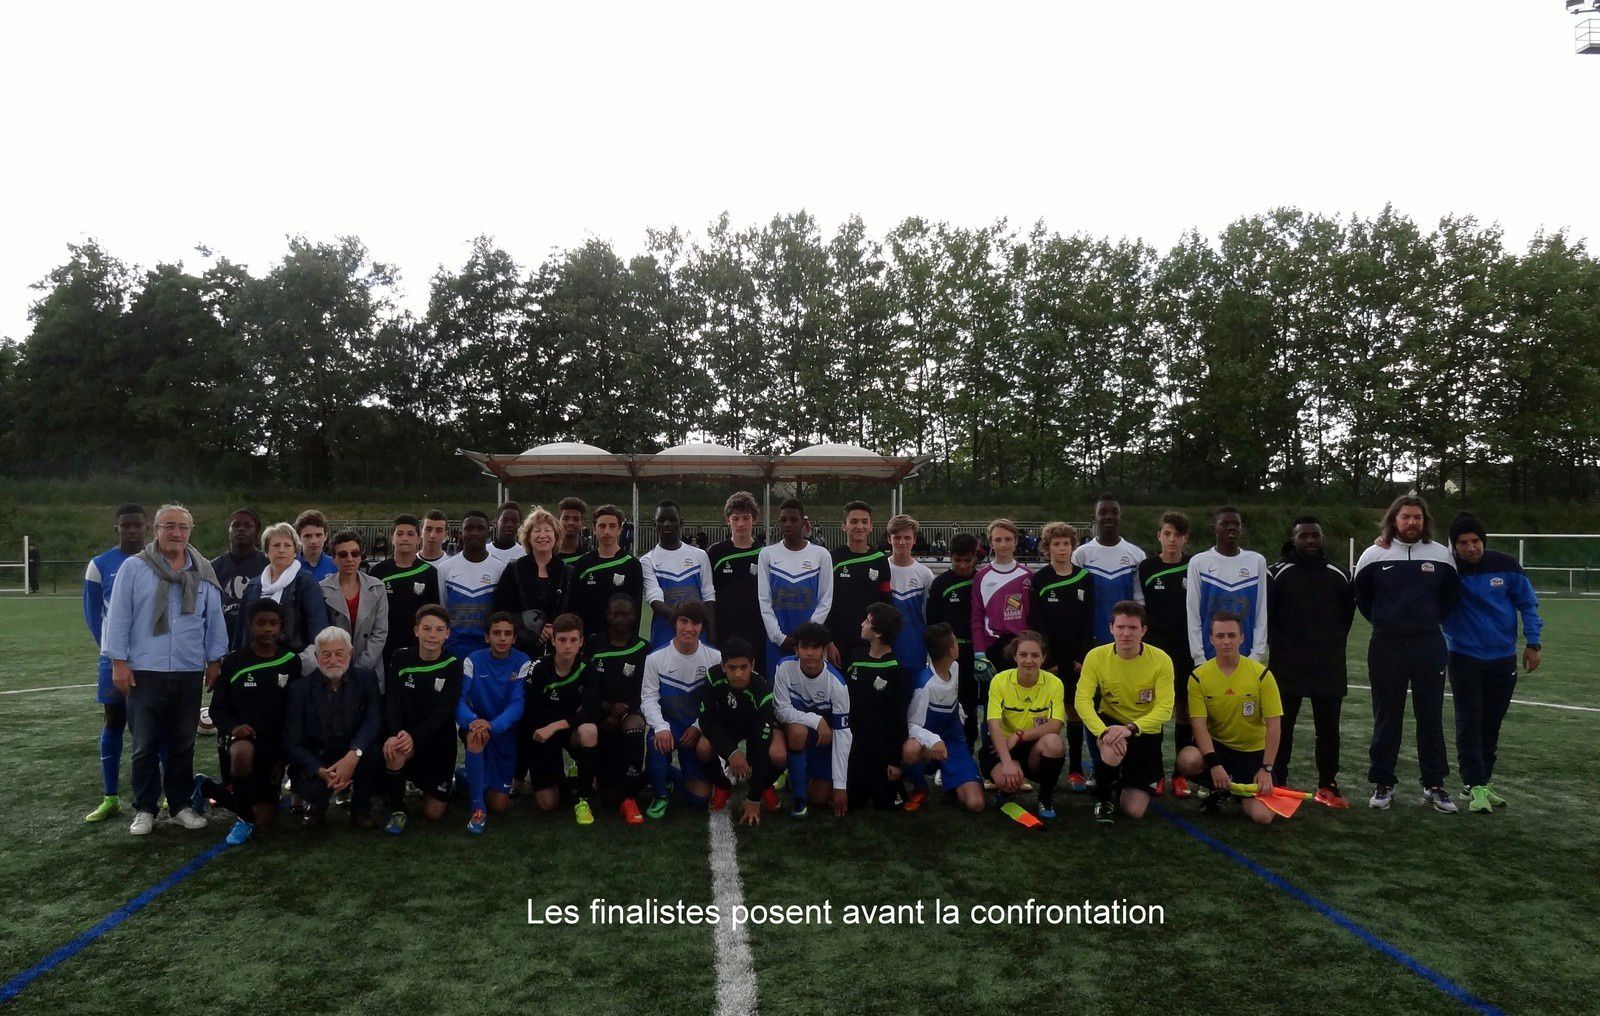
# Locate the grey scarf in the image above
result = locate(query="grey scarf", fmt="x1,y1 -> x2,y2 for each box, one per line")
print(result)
138,545 -> 221,636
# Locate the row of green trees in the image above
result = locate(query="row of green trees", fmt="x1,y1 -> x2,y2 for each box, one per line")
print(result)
3,206 -> 1598,501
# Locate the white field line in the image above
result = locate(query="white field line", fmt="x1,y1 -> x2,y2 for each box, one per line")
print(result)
709,809 -> 758,1016
1349,683 -> 1600,714
0,683 -> 95,695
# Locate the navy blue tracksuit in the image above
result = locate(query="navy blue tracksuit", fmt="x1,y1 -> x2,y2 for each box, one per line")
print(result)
1354,539 -> 1459,789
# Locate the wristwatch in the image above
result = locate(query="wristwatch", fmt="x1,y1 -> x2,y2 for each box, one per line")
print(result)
1263,763 -> 1275,774
353,748 -> 364,759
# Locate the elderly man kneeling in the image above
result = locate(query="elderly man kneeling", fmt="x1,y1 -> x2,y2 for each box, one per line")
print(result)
284,626 -> 383,827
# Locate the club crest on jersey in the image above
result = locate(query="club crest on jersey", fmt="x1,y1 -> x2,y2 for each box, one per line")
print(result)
1238,568 -> 1250,579
1077,589 -> 1086,602
1120,555 -> 1131,566
413,582 -> 425,595
868,569 -> 880,581
434,677 -> 445,692
1242,700 -> 1256,716
1004,594 -> 1023,620
1490,576 -> 1505,587
1422,563 -> 1436,573
873,676 -> 888,692
1137,688 -> 1153,703
623,663 -> 636,677
277,673 -> 288,688
613,572 -> 625,586
695,666 -> 708,679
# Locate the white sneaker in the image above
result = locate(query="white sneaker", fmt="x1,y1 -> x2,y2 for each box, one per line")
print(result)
1368,785 -> 1394,810
130,811 -> 156,835
172,808 -> 208,830
1422,787 -> 1459,814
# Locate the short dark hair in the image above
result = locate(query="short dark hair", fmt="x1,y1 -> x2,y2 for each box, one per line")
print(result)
485,610 -> 516,630
607,592 -> 638,615
842,500 -> 872,516
245,598 -> 285,624
1213,505 -> 1242,522
1095,492 -> 1119,506
792,621 -> 831,649
295,509 -> 327,532
392,513 -> 422,533
1159,511 -> 1190,536
865,602 -> 903,642
656,499 -> 680,517
719,637 -> 756,664
115,502 -> 146,519
329,530 -> 363,552
552,612 -> 584,635
1110,600 -> 1147,624
463,509 -> 489,523
497,501 -> 522,518
1209,610 -> 1243,632
672,599 -> 708,626
1292,514 -> 1322,529
723,491 -> 758,518
593,504 -> 624,525
924,622 -> 957,662
415,604 -> 451,627
778,496 -> 804,515
558,497 -> 587,515
424,509 -> 448,522
949,532 -> 979,556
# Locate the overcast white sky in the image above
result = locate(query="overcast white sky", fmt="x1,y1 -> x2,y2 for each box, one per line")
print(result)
0,1 -> 1593,342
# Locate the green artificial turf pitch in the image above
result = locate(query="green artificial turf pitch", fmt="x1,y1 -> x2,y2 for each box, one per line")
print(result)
2,596 -> 1596,1015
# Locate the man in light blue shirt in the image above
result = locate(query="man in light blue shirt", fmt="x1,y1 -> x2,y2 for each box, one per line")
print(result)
103,503 -> 229,836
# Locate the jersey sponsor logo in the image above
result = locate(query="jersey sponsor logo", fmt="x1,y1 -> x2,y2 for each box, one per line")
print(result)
1422,562 -> 1436,573
1490,576 -> 1505,588
1137,688 -> 1153,704
1003,594 -> 1024,620
244,675 -> 256,688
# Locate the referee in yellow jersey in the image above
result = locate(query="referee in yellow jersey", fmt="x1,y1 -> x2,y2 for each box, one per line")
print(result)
1075,601 -> 1175,824
1176,611 -> 1283,825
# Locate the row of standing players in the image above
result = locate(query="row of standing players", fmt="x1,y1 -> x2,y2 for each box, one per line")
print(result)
82,491 -> 1543,835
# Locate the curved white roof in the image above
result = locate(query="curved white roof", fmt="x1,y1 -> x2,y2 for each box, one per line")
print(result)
653,441 -> 747,458
519,441 -> 614,457
789,442 -> 884,459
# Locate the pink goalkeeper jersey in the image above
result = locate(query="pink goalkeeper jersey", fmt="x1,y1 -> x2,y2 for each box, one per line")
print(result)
970,561 -> 1032,654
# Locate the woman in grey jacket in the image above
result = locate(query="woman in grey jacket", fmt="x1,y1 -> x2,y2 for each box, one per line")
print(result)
314,530 -> 390,684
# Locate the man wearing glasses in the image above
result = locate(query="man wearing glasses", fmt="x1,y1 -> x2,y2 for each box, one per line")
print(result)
102,504 -> 229,836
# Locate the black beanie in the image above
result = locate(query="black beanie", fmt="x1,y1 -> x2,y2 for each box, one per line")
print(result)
1448,512 -> 1486,546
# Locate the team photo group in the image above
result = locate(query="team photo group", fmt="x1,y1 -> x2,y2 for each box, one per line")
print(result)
83,489 -> 1543,845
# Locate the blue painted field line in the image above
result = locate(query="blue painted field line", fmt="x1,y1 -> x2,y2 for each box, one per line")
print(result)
1155,805 -> 1503,1015
0,838 -> 230,1005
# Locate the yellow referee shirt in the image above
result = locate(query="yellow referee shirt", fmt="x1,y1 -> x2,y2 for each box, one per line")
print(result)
987,668 -> 1066,738
1187,656 -> 1282,752
1074,643 -> 1175,737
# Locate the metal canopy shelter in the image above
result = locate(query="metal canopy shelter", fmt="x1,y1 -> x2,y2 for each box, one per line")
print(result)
457,441 -> 933,530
